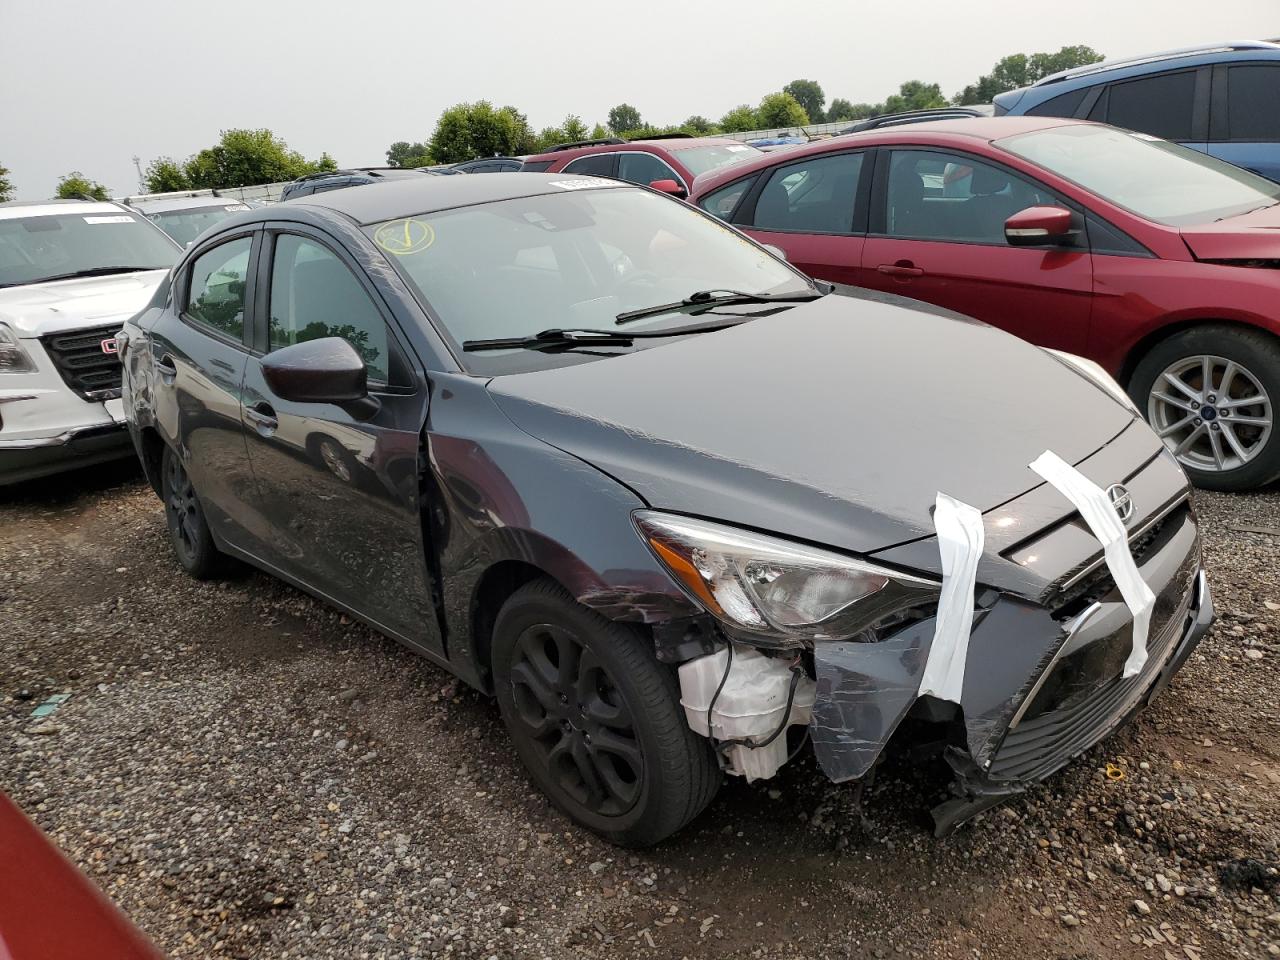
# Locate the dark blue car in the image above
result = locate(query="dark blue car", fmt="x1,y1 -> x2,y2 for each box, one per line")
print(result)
995,41 -> 1280,181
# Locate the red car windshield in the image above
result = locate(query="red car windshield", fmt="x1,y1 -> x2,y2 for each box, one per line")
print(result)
673,143 -> 763,177
998,124 -> 1280,227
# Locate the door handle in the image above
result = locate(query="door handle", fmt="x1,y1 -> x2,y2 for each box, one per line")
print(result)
244,403 -> 278,435
876,262 -> 924,278
156,354 -> 177,382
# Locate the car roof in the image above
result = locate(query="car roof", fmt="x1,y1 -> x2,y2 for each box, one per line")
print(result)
690,116 -> 1079,194
999,41 -> 1280,111
525,136 -> 743,162
126,195 -> 248,213
284,172 -> 629,225
0,199 -> 128,220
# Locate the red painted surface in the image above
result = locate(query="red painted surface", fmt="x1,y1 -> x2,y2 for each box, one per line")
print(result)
0,792 -> 164,960
690,117 -> 1280,379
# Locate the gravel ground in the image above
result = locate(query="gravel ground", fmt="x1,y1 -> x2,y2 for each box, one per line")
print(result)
2,461 -> 1278,960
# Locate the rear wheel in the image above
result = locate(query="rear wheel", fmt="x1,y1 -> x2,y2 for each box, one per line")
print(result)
161,445 -> 226,579
1130,326 -> 1280,491
492,579 -> 720,847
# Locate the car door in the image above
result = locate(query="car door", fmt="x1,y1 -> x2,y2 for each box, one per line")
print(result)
237,225 -> 442,655
859,148 -> 1093,353
1208,62 -> 1280,181
730,149 -> 869,286
146,230 -> 262,551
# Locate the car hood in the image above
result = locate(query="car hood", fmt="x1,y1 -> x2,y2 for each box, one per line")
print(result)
1180,202 -> 1280,261
0,270 -> 168,338
488,292 -> 1136,555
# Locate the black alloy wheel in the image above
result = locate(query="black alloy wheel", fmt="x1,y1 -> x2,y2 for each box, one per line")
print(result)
161,445 -> 224,579
492,580 -> 720,847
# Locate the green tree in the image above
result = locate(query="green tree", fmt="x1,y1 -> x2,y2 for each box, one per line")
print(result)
783,79 -> 826,123
184,129 -> 331,189
428,101 -> 539,163
682,115 -> 717,135
55,171 -> 109,201
826,98 -> 856,122
589,123 -> 611,141
560,115 -> 590,143
881,80 -> 948,114
607,103 -> 643,134
719,104 -> 759,133
500,106 -> 538,154
315,152 -> 338,173
143,157 -> 190,192
756,91 -> 809,129
0,162 -> 13,203
954,45 -> 1103,104
386,141 -> 432,167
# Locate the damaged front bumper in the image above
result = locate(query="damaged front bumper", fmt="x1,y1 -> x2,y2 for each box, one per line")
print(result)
809,496 -> 1211,835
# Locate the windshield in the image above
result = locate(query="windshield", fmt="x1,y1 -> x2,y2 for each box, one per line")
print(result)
367,185 -> 809,373
997,125 -> 1280,226
0,212 -> 179,288
148,203 -> 249,246
674,143 -> 763,177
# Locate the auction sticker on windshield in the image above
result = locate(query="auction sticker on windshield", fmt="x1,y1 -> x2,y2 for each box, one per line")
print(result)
374,218 -> 435,256
549,178 -> 614,191
83,215 -> 136,224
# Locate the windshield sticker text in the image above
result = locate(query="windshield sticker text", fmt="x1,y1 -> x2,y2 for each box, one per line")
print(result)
374,218 -> 436,256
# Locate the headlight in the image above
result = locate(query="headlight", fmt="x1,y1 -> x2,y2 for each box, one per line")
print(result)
635,511 -> 938,648
1048,349 -> 1140,415
0,323 -> 36,374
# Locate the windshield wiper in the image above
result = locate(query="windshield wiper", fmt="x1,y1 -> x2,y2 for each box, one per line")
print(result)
463,321 -> 745,353
30,266 -> 164,284
615,288 -> 823,326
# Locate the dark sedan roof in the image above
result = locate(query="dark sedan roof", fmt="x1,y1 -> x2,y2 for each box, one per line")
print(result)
290,172 -> 626,226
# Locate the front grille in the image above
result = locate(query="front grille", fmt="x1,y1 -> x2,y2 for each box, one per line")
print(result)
1048,502 -> 1187,621
988,578 -> 1195,782
39,324 -> 123,401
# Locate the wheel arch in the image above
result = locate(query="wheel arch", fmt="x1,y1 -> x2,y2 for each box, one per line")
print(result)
468,559 -> 568,693
136,425 -> 167,499
1118,316 -> 1280,387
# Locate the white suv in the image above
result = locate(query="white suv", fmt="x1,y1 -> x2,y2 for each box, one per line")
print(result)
0,199 -> 179,485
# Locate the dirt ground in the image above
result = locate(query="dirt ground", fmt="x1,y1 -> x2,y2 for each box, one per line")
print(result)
2,460 -> 1278,960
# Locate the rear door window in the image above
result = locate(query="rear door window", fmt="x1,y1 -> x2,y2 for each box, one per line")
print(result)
562,153 -> 616,177
1103,71 -> 1197,140
185,236 -> 253,342
750,152 -> 864,233
1225,64 -> 1280,140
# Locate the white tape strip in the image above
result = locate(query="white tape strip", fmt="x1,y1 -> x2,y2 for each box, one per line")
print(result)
920,493 -> 985,704
1030,450 -> 1153,678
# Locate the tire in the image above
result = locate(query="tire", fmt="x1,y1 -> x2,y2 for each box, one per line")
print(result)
161,445 -> 225,580
1129,325 -> 1280,491
492,579 -> 721,847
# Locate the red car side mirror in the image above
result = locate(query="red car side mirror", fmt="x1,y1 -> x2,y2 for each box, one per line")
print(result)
649,179 -> 687,199
1005,205 -> 1077,247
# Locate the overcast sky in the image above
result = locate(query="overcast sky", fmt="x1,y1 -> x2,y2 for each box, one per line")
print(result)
2,1 -> 1276,199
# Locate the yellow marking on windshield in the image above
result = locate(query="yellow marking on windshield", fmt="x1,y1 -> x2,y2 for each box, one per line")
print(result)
374,218 -> 435,256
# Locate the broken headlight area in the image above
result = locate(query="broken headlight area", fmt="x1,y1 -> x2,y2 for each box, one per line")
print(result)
635,510 -> 939,649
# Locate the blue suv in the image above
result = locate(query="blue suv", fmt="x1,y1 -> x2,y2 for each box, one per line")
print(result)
995,41 -> 1280,180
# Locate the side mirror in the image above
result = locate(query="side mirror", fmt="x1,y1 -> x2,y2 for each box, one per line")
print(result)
649,179 -> 687,199
1005,205 -> 1077,247
262,337 -> 368,405
761,243 -> 789,262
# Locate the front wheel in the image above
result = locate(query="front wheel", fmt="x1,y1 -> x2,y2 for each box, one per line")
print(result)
492,579 -> 720,847
1130,325 -> 1280,491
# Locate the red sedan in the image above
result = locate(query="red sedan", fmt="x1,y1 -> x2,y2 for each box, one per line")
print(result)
691,117 -> 1280,491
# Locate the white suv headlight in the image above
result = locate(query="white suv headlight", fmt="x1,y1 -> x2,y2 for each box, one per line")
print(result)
1048,349 -> 1140,415
635,511 -> 938,648
0,323 -> 36,373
